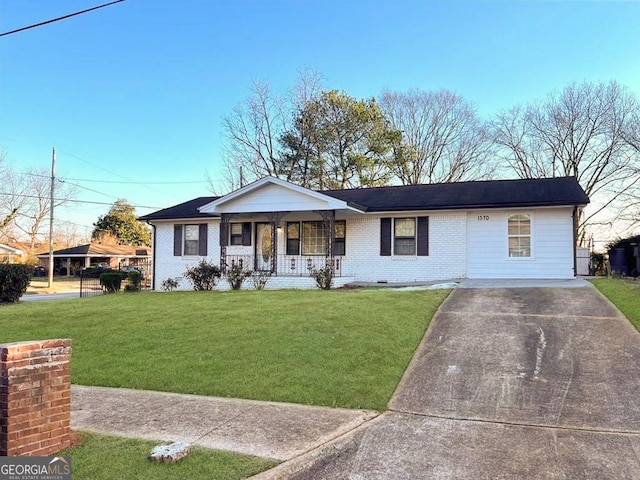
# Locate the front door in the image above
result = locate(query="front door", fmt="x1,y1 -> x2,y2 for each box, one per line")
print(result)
255,223 -> 273,271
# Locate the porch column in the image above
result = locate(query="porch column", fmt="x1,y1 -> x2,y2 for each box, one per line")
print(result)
266,212 -> 287,275
66,257 -> 72,276
220,214 -> 230,274
316,210 -> 336,271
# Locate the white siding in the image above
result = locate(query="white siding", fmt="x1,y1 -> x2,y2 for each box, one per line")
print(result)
212,183 -> 337,213
466,208 -> 575,279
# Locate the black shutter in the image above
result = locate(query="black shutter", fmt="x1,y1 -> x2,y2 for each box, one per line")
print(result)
417,216 -> 429,256
199,224 -> 208,256
219,221 -> 229,246
380,218 -> 391,256
242,222 -> 252,246
173,225 -> 182,256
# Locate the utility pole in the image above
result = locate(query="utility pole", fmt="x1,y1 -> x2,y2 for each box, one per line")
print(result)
47,147 -> 56,288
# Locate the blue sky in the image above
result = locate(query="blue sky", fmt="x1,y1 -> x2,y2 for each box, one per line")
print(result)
1,0 -> 639,236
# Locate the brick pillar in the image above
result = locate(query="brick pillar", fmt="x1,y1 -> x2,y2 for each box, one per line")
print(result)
0,339 -> 72,456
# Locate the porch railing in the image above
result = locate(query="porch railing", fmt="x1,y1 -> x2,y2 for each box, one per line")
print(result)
224,255 -> 344,277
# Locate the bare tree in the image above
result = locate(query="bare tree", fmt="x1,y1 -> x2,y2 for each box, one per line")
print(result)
220,69 -> 323,190
0,165 -> 77,250
492,81 -> 640,243
379,89 -> 495,185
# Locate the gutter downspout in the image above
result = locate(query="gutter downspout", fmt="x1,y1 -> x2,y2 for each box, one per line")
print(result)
146,221 -> 157,290
572,207 -> 578,277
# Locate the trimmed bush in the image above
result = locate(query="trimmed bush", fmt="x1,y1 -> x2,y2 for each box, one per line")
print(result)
184,260 -> 221,291
0,264 -> 33,303
100,272 -> 122,293
124,271 -> 143,292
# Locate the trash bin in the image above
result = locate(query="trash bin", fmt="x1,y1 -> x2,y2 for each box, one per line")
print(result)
608,248 -> 627,276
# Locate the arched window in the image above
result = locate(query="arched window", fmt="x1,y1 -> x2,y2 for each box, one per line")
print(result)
508,214 -> 531,257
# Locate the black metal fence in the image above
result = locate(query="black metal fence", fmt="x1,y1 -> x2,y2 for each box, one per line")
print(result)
79,273 -> 103,298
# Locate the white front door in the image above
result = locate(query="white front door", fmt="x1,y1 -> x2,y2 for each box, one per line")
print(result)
255,223 -> 273,271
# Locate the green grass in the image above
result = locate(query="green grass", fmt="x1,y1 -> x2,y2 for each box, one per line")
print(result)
0,288 -> 448,410
60,432 -> 277,480
591,277 -> 640,331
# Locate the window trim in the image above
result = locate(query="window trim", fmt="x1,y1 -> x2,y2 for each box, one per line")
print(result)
507,213 -> 533,259
183,224 -> 200,256
286,220 -> 346,256
230,223 -> 243,246
393,217 -> 417,256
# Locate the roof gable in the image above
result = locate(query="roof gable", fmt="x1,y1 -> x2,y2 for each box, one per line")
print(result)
198,177 -> 355,214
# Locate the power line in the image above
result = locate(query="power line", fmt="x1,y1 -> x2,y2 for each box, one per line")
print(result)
58,149 -> 174,197
0,191 -> 160,209
0,0 -> 128,37
63,178 -> 209,185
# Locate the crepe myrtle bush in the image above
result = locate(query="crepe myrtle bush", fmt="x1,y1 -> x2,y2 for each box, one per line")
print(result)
309,263 -> 334,290
0,264 -> 33,303
226,263 -> 251,290
251,271 -> 271,290
184,260 -> 222,291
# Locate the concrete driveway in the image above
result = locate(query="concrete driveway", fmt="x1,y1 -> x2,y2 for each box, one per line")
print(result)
256,283 -> 640,479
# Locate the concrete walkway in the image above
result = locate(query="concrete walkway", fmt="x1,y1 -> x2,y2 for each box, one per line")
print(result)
257,282 -> 640,479
71,385 -> 377,461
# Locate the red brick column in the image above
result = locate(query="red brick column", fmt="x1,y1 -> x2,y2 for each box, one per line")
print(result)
0,339 -> 72,456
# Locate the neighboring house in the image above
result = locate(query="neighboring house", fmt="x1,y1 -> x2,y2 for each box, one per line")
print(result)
35,243 -> 152,276
0,243 -> 25,263
139,176 -> 589,290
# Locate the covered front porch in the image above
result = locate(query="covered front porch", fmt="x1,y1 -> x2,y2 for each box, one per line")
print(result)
198,177 -> 364,282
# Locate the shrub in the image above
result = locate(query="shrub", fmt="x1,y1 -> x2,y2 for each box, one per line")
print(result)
251,271 -> 271,290
161,278 -> 179,291
124,271 -> 143,292
100,272 -> 122,293
590,252 -> 607,276
226,263 -> 250,290
184,260 -> 221,291
0,264 -> 33,303
309,263 -> 333,290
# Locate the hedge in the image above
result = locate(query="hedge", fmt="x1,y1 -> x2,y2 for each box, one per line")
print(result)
0,264 -> 33,303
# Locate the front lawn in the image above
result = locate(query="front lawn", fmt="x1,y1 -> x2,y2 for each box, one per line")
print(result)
0,288 -> 448,410
61,432 -> 277,480
591,277 -> 640,331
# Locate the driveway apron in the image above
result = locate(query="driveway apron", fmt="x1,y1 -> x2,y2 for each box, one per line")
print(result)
256,285 -> 640,479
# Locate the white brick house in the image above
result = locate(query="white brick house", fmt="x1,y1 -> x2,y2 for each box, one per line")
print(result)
139,176 -> 589,290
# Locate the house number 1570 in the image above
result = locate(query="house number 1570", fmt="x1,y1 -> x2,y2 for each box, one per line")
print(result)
477,215 -> 489,221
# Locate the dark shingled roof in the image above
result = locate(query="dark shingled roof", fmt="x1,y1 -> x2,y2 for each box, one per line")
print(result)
139,177 -> 588,220
36,243 -> 151,257
322,176 -> 588,212
139,196 -> 219,221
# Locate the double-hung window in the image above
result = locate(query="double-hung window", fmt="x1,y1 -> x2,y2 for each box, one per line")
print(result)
394,218 -> 416,256
508,214 -> 531,257
380,217 -> 428,257
230,223 -> 243,245
183,225 -> 200,256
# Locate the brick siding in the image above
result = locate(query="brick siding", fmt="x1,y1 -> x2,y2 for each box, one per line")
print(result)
0,340 -> 72,456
